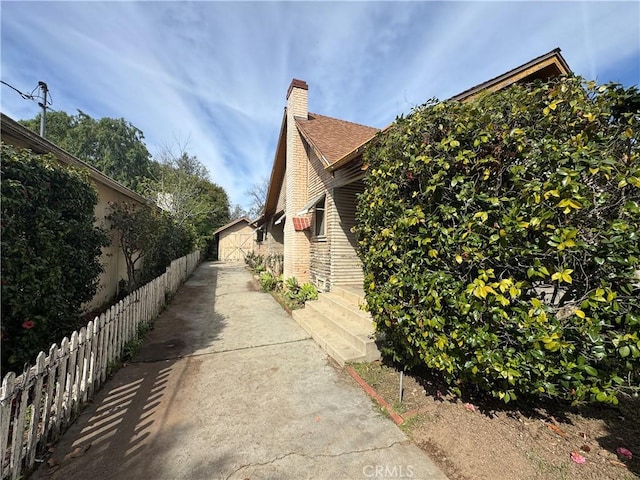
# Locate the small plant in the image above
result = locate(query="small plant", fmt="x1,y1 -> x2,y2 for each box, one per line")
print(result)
285,276 -> 300,292
123,321 -> 152,361
259,272 -> 281,292
244,251 -> 264,272
300,282 -> 319,302
283,277 -> 319,309
265,253 -> 284,276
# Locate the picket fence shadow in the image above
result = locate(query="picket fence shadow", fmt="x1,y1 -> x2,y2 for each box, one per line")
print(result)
0,251 -> 201,480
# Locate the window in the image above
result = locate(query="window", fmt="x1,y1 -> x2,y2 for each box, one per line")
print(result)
314,197 -> 325,237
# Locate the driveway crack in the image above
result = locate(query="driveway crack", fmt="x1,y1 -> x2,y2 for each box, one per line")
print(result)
225,441 -> 408,479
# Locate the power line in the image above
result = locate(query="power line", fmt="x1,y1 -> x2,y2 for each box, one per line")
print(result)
0,80 -> 36,100
1,80 -> 57,135
1,79 -> 54,107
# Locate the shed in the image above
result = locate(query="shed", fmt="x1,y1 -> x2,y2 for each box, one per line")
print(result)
213,217 -> 255,261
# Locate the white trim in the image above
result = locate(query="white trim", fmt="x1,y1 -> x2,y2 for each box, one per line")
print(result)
296,193 -> 326,216
274,212 -> 286,225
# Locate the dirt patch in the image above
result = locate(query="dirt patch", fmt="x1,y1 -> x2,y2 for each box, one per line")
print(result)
350,361 -> 639,480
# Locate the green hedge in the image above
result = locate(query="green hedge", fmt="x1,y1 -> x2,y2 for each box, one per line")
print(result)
1,144 -> 109,374
355,76 -> 640,404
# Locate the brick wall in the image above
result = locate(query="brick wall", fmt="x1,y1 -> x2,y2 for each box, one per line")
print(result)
283,80 -> 311,282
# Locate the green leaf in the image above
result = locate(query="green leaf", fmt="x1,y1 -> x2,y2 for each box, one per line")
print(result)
584,366 -> 598,377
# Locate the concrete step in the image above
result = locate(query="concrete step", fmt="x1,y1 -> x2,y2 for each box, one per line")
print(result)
313,293 -> 374,331
306,297 -> 375,348
291,285 -> 381,366
292,309 -> 367,366
332,285 -> 367,306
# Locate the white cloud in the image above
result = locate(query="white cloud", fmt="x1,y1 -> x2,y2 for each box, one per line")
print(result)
2,1 -> 638,210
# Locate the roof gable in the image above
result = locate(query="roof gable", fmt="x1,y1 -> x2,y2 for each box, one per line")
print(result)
451,48 -> 571,102
213,217 -> 252,235
329,48 -> 571,172
295,113 -> 378,167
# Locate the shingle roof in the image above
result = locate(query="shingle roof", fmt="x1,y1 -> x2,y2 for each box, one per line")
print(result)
295,113 -> 378,166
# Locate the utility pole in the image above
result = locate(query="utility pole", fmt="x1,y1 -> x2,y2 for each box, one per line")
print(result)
38,81 -> 48,137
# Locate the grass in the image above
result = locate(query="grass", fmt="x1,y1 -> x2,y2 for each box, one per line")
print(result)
525,450 -> 570,480
122,321 -> 153,361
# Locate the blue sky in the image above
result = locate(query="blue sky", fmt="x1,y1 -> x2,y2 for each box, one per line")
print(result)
2,1 -> 639,210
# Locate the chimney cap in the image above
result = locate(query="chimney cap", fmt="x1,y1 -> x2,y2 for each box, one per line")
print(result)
287,78 -> 308,99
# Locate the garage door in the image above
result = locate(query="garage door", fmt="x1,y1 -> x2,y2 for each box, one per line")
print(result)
219,232 -> 253,261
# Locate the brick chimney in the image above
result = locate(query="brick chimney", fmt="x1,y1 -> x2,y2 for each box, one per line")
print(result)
284,79 -> 310,282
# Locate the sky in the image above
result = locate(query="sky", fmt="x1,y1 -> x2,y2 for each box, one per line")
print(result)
1,1 -> 639,211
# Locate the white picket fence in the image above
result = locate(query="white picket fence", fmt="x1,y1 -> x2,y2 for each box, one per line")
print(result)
0,250 -> 201,480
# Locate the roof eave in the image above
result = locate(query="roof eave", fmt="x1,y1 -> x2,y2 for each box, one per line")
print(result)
262,110 -> 288,220
213,216 -> 251,235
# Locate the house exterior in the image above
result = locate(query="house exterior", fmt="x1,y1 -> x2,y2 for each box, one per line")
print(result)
256,80 -> 378,290
1,113 -> 156,311
255,49 -> 571,366
258,48 -> 571,293
213,216 -> 258,261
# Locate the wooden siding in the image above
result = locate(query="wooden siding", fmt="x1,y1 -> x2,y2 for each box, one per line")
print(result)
218,222 -> 254,261
308,147 -> 332,198
308,148 -> 333,291
330,180 -> 365,287
332,159 -> 366,188
266,219 -> 284,255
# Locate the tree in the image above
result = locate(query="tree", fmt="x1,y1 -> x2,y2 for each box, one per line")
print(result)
105,201 -> 196,292
105,201 -> 158,291
1,144 -> 109,374
355,77 -> 640,404
141,142 -> 229,244
229,203 -> 249,221
20,110 -> 153,191
245,177 -> 269,219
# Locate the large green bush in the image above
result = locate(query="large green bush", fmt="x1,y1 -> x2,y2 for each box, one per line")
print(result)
1,144 -> 109,374
355,76 -> 640,404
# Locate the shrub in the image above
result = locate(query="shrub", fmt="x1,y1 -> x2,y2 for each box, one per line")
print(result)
1,144 -> 109,374
283,277 -> 319,309
355,76 -> 640,404
259,272 -> 282,292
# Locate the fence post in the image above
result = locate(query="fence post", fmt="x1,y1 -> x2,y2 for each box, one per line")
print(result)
54,337 -> 69,438
25,352 -> 46,471
41,344 -> 58,440
0,372 -> 16,480
10,367 -> 30,480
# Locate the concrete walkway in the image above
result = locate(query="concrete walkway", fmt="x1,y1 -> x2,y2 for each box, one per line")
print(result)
32,262 -> 447,480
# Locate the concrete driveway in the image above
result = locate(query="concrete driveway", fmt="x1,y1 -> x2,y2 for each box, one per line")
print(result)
32,262 -> 447,480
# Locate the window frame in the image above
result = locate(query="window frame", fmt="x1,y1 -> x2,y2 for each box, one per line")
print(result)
314,197 -> 326,239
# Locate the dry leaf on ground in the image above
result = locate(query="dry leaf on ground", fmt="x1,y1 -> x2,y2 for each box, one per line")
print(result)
547,423 -> 567,437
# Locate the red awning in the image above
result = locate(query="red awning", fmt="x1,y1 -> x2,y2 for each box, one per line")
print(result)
292,216 -> 311,231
